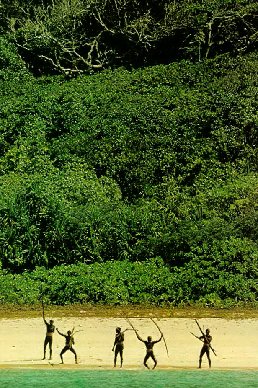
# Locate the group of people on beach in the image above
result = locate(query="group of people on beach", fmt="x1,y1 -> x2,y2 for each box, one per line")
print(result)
112,325 -> 213,369
43,310 -> 214,369
43,310 -> 77,364
112,326 -> 164,369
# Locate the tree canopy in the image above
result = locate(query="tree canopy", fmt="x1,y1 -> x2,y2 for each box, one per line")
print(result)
0,0 -> 257,75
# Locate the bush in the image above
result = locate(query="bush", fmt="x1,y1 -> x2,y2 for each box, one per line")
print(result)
0,258 -> 257,307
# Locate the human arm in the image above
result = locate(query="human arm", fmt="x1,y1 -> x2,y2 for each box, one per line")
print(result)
200,334 -> 212,344
135,332 -> 144,342
42,304 -> 47,325
153,333 -> 163,344
122,328 -> 131,333
206,335 -> 212,344
56,328 -> 65,337
191,332 -> 204,342
112,336 -> 117,351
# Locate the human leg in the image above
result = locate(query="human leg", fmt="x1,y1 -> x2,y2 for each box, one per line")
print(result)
70,347 -> 78,364
49,337 -> 53,360
143,354 -> 150,369
114,347 -> 119,367
199,346 -> 205,368
119,348 -> 123,367
206,349 -> 211,368
60,346 -> 69,363
150,353 -> 157,369
43,337 -> 50,360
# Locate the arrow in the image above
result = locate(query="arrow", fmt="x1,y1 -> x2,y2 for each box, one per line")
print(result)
195,319 -> 217,356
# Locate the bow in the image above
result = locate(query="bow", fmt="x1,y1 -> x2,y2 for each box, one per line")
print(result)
125,318 -> 138,334
150,317 -> 169,357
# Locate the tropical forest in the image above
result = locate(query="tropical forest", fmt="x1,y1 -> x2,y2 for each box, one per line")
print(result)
0,0 -> 258,308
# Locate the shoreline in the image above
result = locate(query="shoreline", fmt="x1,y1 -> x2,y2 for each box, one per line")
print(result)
0,364 -> 258,371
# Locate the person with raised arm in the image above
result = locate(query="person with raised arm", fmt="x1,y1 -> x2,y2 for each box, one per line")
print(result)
56,327 -> 78,364
42,302 -> 55,360
198,328 -> 212,368
136,331 -> 163,369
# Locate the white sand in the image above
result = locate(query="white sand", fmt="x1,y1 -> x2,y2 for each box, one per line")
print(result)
1,316 -> 258,369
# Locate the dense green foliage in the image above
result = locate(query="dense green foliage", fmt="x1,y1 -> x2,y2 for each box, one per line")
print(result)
0,0 -> 257,74
0,22 -> 258,306
0,259 -> 256,307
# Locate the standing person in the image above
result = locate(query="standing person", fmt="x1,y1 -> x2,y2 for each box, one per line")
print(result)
112,327 -> 125,367
136,332 -> 163,369
199,328 -> 212,368
57,328 -> 78,364
42,305 -> 55,360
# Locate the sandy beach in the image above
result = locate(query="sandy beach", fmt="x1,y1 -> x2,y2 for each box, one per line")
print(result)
1,312 -> 258,370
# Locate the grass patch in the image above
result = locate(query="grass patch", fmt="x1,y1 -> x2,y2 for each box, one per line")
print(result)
0,304 -> 257,319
